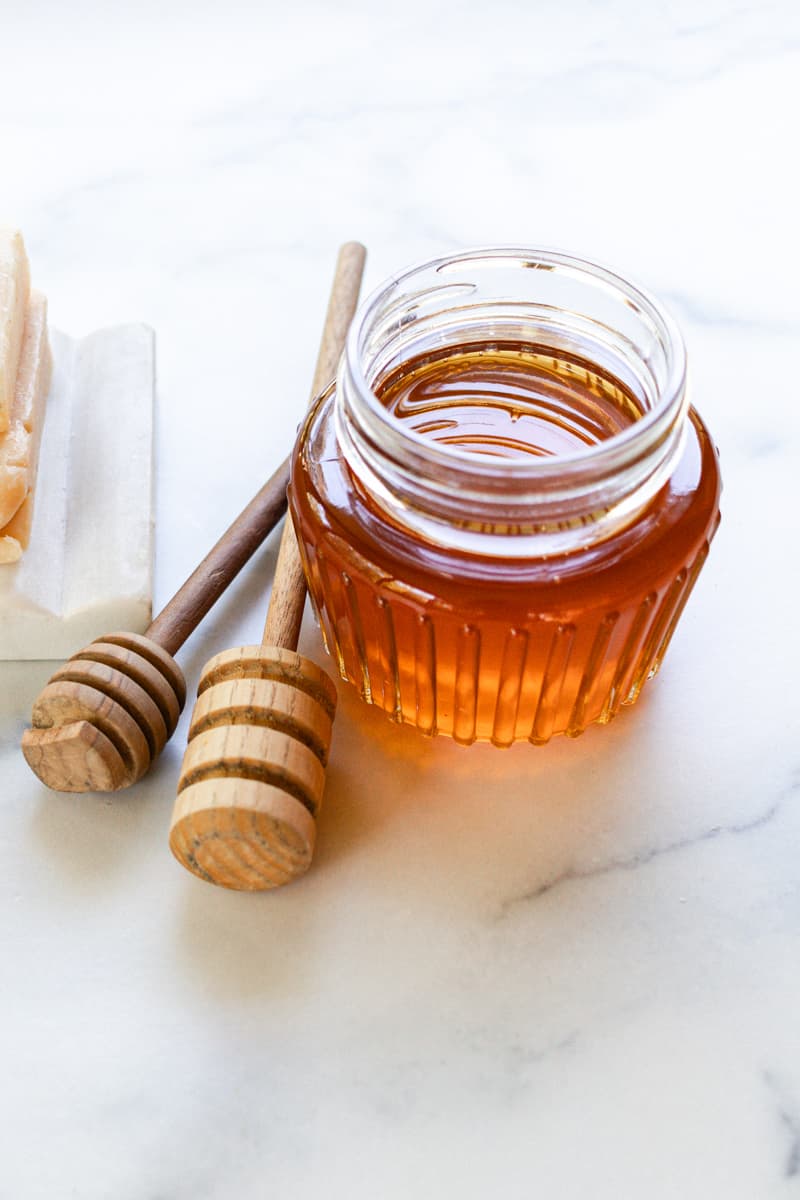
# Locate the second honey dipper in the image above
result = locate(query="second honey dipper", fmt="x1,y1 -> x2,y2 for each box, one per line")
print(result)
169,241 -> 366,890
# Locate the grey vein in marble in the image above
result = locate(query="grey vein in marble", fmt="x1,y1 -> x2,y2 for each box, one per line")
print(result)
764,1071 -> 800,1180
498,772 -> 799,918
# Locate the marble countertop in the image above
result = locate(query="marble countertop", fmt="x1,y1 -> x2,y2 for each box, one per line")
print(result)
2,2 -> 799,1196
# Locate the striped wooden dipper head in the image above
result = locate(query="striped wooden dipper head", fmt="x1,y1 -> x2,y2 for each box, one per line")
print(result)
21,632 -> 186,792
168,240 -> 364,891
168,645 -> 337,890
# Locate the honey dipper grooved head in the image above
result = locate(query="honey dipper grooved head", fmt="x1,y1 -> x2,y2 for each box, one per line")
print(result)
21,632 -> 186,793
169,645 -> 337,891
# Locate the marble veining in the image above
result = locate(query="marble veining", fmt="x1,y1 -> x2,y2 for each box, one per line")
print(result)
763,1071 -> 800,1180
1,2 -> 799,1198
499,768 -> 799,914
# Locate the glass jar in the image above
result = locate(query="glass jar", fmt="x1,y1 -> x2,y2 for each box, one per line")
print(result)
289,247 -> 721,746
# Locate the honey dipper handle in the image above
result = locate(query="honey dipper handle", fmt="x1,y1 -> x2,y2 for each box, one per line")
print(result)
147,457 -> 289,657
262,241 -> 367,650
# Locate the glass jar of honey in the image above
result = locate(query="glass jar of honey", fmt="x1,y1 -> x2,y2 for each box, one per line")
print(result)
289,248 -> 721,746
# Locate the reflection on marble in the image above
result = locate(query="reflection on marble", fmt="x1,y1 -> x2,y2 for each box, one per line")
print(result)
1,1 -> 799,1197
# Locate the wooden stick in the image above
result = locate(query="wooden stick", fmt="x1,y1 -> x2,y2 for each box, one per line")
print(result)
262,241 -> 366,649
170,240 -> 367,890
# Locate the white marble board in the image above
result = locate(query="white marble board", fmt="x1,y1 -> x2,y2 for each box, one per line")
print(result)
0,324 -> 153,658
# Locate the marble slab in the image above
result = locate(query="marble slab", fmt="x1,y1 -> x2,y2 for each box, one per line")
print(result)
0,325 -> 153,658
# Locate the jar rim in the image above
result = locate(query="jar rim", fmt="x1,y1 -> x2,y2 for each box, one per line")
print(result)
343,244 -> 687,482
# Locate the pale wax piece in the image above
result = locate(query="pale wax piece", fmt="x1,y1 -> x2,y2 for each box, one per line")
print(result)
0,324 -> 154,660
0,228 -> 31,434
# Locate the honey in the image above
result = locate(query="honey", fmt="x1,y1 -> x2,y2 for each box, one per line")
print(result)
375,341 -> 642,458
289,248 -> 721,746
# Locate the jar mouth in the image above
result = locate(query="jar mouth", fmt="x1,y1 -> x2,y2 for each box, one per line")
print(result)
337,246 -> 688,554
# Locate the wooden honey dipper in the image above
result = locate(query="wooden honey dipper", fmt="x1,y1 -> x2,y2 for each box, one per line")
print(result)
21,466 -> 291,792
20,244 -> 361,793
168,240 -> 366,890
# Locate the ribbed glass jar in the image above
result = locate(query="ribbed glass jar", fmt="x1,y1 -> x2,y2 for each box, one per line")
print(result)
289,248 -> 721,746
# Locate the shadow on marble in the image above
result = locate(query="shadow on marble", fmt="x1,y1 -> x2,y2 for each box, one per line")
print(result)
169,666 -> 667,1002
25,737 -> 183,893
5,622 -> 718,1014
174,876 -> 334,1003
0,658 -> 53,726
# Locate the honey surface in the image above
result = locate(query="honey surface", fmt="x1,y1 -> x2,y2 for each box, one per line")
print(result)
376,342 -> 642,459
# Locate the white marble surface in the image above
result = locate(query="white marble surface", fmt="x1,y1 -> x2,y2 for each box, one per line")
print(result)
2,2 -> 799,1196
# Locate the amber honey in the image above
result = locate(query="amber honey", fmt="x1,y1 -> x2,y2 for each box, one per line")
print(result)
289,248 -> 721,746
376,341 -> 642,459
